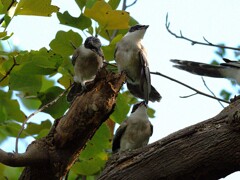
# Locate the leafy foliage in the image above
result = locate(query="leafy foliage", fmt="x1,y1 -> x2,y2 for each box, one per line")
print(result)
0,0 -> 156,178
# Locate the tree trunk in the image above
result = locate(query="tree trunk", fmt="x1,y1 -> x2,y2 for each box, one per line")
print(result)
99,98 -> 240,180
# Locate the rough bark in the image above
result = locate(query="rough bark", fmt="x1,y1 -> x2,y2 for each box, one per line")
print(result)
0,68 -> 125,180
99,98 -> 240,180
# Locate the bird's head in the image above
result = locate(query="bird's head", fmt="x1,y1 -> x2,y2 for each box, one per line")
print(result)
84,36 -> 102,50
131,101 -> 147,113
125,24 -> 149,41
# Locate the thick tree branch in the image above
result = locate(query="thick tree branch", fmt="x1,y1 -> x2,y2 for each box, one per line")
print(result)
165,14 -> 240,51
99,98 -> 240,179
10,68 -> 125,180
0,141 -> 48,167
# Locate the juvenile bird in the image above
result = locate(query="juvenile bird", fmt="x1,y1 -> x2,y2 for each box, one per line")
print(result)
115,25 -> 161,104
112,101 -> 153,153
171,58 -> 240,83
67,36 -> 104,102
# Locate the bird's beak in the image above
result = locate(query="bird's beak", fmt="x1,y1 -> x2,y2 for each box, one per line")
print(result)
144,25 -> 149,29
140,101 -> 147,107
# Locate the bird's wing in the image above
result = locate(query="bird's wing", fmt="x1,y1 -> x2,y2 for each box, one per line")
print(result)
150,122 -> 153,136
112,120 -> 128,153
71,50 -> 79,66
139,50 -> 151,104
91,48 -> 104,59
171,59 -> 230,78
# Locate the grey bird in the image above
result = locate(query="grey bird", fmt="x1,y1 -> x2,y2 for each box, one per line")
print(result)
112,101 -> 153,153
114,24 -> 161,104
171,58 -> 240,83
67,36 -> 104,102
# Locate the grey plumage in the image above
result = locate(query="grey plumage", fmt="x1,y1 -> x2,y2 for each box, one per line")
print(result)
115,25 -> 161,104
67,37 -> 104,102
112,101 -> 153,153
171,59 -> 240,83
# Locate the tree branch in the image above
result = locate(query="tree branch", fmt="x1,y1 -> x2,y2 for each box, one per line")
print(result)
0,56 -> 18,83
201,77 -> 225,108
16,68 -> 125,179
150,71 -> 230,104
0,141 -> 48,167
15,85 -> 72,153
165,14 -> 240,51
99,99 -> 240,179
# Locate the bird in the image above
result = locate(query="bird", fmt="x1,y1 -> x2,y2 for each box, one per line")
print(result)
171,58 -> 240,83
114,24 -> 162,104
67,36 -> 104,102
112,101 -> 153,153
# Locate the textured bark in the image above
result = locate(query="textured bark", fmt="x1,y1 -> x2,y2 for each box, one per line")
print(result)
16,68 -> 126,180
99,98 -> 240,180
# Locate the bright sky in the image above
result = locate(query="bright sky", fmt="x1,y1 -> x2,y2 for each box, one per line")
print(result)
2,0 -> 240,179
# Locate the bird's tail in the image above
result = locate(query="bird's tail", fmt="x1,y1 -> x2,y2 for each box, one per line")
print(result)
127,83 -> 162,102
67,82 -> 82,102
171,59 -> 229,78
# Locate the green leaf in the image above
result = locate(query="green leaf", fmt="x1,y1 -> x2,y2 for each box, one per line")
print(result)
75,0 -> 87,10
38,86 -> 69,119
147,106 -> 155,118
0,90 -> 25,122
0,164 -> 23,179
72,123 -> 110,175
15,0 -> 59,17
25,120 -> 52,135
110,93 -> 130,123
37,129 -> 50,139
0,0 -> 17,14
0,121 -> 24,138
9,71 -> 42,93
102,34 -> 123,61
220,89 -> 231,101
108,0 -> 121,9
50,30 -> 82,56
57,12 -> 91,30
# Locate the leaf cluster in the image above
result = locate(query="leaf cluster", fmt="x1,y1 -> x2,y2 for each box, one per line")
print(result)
0,0 -> 155,178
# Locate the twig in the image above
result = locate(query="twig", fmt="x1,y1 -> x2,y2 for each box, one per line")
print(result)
0,56 -> 18,83
15,85 -> 72,153
124,0 -> 137,9
103,61 -> 117,67
201,77 -> 225,108
165,13 -> 240,51
0,0 -> 16,24
150,71 -> 230,104
180,92 -> 198,98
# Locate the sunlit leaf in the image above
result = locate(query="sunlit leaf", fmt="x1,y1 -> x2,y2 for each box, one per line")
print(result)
84,0 -> 130,30
50,30 -> 82,56
15,0 -> 59,16
0,164 -> 23,179
0,32 -> 7,39
147,106 -> 155,118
